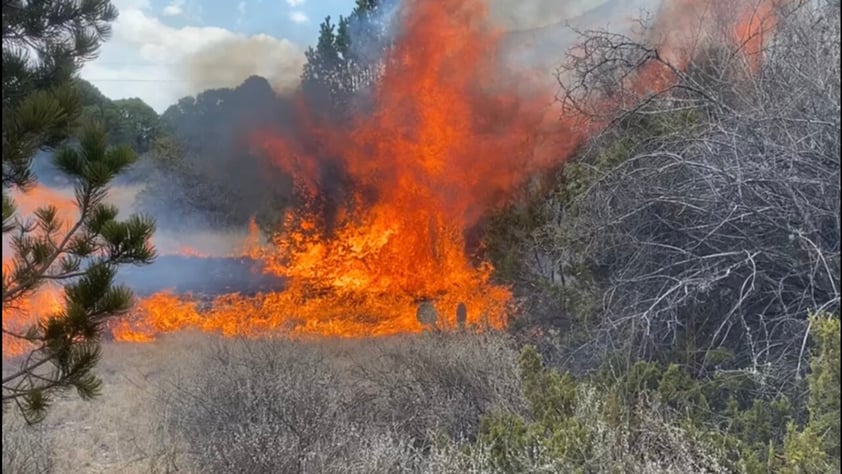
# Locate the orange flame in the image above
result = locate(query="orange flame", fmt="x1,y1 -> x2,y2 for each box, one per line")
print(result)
109,0 -> 782,344
3,185 -> 76,358
1,284 -> 64,358
175,245 -> 210,258
8,184 -> 77,229
653,0 -> 779,69
246,0 -> 577,335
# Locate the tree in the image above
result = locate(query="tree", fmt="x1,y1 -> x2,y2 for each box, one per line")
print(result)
106,98 -> 159,153
2,0 -> 156,423
300,16 -> 346,114
300,0 -> 386,117
147,76 -> 294,229
76,79 -> 161,153
487,1 -> 839,378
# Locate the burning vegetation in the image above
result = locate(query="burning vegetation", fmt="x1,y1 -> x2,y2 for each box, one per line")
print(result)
4,0 -> 839,471
112,0 -> 580,343
3,0 -> 788,353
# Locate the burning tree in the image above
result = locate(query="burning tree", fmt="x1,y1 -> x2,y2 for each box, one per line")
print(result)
2,0 -> 156,423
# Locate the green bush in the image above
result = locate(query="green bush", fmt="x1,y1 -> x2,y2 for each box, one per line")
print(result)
474,316 -> 839,473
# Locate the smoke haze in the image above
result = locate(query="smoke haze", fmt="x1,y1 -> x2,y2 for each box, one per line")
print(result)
183,34 -> 306,95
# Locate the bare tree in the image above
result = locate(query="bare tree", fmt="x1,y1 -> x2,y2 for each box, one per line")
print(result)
522,0 -> 840,379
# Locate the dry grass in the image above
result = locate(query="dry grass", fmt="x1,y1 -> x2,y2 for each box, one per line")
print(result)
2,330 -> 526,474
163,331 -> 526,473
2,331 -> 208,473
3,329 -> 726,473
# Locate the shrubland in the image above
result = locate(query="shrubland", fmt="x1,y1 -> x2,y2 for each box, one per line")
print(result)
3,0 -> 839,472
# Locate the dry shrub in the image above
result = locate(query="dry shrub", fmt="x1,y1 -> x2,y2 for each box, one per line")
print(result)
161,331 -> 524,473
2,417 -> 54,474
511,0 -> 841,374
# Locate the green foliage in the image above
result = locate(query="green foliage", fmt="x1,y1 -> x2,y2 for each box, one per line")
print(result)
475,328 -> 840,472
479,346 -> 590,471
778,422 -> 835,473
805,314 -> 840,461
2,0 -> 157,423
76,79 -> 161,153
301,0 -> 384,117
3,123 -> 156,423
2,0 -> 118,188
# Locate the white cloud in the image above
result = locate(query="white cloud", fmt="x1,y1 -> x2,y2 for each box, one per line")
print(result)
81,2 -> 305,113
289,11 -> 309,23
116,0 -> 151,10
162,0 -> 185,16
286,0 -> 306,6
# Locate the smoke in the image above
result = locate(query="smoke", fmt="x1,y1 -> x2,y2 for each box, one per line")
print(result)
150,0 -> 668,244
487,0 -> 614,31
116,0 -> 759,299
183,34 -> 306,95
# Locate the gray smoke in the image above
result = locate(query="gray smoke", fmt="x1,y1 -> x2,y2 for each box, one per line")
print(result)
183,34 -> 306,95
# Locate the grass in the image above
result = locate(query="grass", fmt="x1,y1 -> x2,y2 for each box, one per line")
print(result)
3,328 -> 742,473
3,330 -> 525,473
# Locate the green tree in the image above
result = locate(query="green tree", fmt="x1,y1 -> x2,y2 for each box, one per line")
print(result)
2,0 -> 156,423
75,79 -> 160,153
300,15 -> 346,113
300,0 -> 384,117
803,315 -> 840,463
106,98 -> 159,153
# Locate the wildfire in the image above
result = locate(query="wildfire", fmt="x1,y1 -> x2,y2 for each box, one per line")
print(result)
7,183 -> 77,229
652,0 -> 780,68
4,0 -> 783,352
175,245 -> 210,258
2,185 -> 76,358
246,0 -> 570,335
112,0 -> 780,344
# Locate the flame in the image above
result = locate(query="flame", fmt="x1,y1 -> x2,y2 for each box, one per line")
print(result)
175,245 -> 210,258
1,283 -> 64,358
7,184 -> 77,230
111,291 -> 201,342
246,0 -> 576,335
652,0 -> 779,68
3,185 -> 76,358
110,0 -> 780,344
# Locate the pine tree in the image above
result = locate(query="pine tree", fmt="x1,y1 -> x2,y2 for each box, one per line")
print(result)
2,0 -> 156,423
300,0 -> 386,117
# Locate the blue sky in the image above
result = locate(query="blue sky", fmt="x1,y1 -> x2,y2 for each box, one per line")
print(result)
80,0 -> 651,113
81,0 -> 359,113
150,0 -> 356,45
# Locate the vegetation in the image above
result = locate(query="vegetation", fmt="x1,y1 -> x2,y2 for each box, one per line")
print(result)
2,0 -> 156,422
75,79 -> 161,155
301,0 -> 386,118
136,75 -> 295,229
2,0 -> 838,471
7,316 -> 832,472
132,0 -> 387,231
487,0 -> 840,372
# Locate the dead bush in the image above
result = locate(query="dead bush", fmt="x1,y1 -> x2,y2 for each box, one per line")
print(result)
161,331 -> 524,473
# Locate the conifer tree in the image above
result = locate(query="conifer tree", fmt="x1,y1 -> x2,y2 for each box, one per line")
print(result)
300,0 -> 385,116
2,0 -> 156,423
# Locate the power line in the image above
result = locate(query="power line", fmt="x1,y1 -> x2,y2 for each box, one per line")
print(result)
85,79 -> 186,82
84,78 -> 254,83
